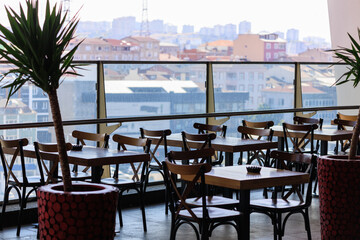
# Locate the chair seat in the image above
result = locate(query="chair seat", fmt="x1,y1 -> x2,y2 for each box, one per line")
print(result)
250,198 -> 305,211
186,196 -> 238,208
101,177 -> 136,186
180,207 -> 241,219
9,176 -> 43,186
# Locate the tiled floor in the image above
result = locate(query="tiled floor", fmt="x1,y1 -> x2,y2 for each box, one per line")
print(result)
0,189 -> 321,240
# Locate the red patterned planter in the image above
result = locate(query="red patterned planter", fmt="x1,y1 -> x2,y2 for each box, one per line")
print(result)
318,155 -> 360,239
37,182 -> 119,240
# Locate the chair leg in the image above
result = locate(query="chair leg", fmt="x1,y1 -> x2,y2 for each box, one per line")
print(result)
117,192 -> 123,228
200,222 -> 209,240
17,187 -> 27,236
304,209 -> 312,240
277,213 -> 282,240
139,188 -> 147,232
0,187 -> 10,230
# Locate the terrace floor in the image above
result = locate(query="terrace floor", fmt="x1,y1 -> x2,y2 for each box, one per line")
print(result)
0,188 -> 321,240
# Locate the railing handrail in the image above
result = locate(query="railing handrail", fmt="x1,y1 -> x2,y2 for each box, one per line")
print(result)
0,105 -> 358,130
0,60 -> 345,65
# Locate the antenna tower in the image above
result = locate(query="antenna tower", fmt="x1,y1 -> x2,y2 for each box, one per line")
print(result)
62,0 -> 71,23
140,0 -> 150,36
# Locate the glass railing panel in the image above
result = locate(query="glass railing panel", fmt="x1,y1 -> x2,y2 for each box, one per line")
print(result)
300,64 -> 341,126
213,63 -> 296,137
104,63 -> 206,181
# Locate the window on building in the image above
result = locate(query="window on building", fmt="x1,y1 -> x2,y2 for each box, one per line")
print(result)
266,43 -> 271,49
248,84 -> 254,92
249,72 -> 254,80
258,73 -> 264,80
239,72 -> 245,80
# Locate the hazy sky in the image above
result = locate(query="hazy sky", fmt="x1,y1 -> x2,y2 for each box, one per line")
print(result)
0,0 -> 331,41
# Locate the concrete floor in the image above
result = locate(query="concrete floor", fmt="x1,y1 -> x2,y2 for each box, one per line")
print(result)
0,189 -> 321,240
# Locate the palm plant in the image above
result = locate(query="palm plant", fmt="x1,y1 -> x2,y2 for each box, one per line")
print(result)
0,0 -> 83,191
332,28 -> 360,159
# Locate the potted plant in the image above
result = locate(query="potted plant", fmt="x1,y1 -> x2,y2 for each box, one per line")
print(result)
0,1 -> 118,239
318,28 -> 360,239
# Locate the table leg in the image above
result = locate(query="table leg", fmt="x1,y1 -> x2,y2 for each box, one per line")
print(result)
225,152 -> 233,166
91,166 -> 103,183
320,140 -> 328,155
239,189 -> 250,240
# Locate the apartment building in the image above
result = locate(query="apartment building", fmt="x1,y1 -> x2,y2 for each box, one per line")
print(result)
233,33 -> 286,61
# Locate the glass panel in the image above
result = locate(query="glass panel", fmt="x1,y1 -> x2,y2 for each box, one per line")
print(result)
300,64 -> 339,126
0,64 -> 97,202
213,63 -> 295,135
104,63 -> 206,181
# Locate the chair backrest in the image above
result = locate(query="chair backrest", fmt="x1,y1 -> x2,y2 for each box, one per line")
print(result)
0,138 -> 45,186
167,148 -> 215,165
140,128 -> 171,167
34,142 -> 73,184
237,126 -> 274,141
163,159 -> 212,223
112,134 -> 151,182
337,112 -> 357,122
242,120 -> 274,129
282,122 -> 318,154
293,116 -> 323,130
193,122 -> 227,137
270,150 -> 317,206
333,118 -> 356,130
181,131 -> 216,151
72,130 -> 109,148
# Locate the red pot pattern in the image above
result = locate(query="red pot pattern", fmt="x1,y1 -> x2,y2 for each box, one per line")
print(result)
37,183 -> 119,240
318,156 -> 360,239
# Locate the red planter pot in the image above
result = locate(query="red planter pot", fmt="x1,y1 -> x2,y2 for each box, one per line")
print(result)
37,182 -> 119,240
318,155 -> 360,239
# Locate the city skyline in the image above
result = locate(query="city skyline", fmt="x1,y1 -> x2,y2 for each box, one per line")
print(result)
0,0 -> 331,42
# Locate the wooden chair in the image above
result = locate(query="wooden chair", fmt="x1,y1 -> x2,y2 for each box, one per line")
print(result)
167,148 -> 239,208
333,117 -> 357,154
139,128 -> 172,214
71,130 -> 109,180
282,122 -> 318,154
181,131 -> 216,165
237,126 -> 274,166
242,120 -> 274,129
163,159 -> 242,240
239,120 -> 274,165
100,134 -> 151,232
34,142 -> 73,184
337,112 -> 357,121
193,122 -> 227,166
293,116 -> 323,154
0,138 -> 45,236
250,150 -> 317,240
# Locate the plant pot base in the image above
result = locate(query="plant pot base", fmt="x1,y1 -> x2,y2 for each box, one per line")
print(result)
37,182 -> 119,240
318,155 -> 360,239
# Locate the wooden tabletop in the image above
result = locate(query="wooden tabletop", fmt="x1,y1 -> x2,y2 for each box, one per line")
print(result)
271,125 -> 353,141
182,165 -> 309,190
4,146 -> 150,166
151,133 -> 278,153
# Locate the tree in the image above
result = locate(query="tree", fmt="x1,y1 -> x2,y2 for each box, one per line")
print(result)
0,0 -> 83,191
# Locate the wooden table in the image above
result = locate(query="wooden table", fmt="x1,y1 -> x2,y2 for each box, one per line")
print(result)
271,126 -> 353,155
151,134 -> 278,166
182,165 -> 309,240
4,146 -> 150,183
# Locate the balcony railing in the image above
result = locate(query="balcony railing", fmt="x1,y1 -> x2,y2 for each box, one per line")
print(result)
0,60 -> 356,202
